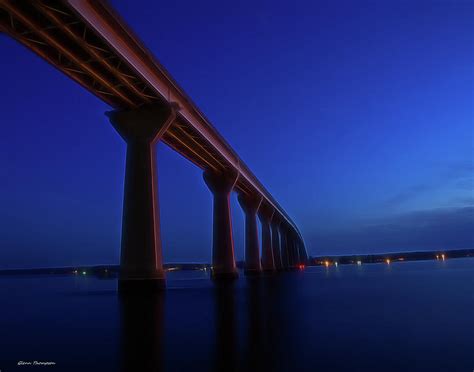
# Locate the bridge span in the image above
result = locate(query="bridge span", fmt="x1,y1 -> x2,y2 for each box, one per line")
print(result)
0,0 -> 308,289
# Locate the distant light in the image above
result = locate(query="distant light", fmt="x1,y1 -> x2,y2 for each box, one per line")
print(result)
386,259 -> 391,264
73,270 -> 77,274
82,271 -> 86,275
441,254 -> 445,261
436,255 -> 439,260
298,264 -> 305,270
334,262 -> 338,267
324,261 -> 330,267
357,260 -> 362,266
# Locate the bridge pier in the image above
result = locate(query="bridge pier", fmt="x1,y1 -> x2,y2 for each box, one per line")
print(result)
271,220 -> 283,270
204,171 -> 238,280
238,195 -> 262,275
287,234 -> 294,267
286,229 -> 294,269
298,238 -> 309,264
295,236 -> 303,265
294,236 -> 301,266
291,232 -> 300,267
287,233 -> 296,268
286,233 -> 293,268
107,104 -> 176,292
259,208 -> 275,272
280,227 -> 290,269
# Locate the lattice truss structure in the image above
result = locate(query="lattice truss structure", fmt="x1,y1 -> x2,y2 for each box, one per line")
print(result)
0,0 -> 299,225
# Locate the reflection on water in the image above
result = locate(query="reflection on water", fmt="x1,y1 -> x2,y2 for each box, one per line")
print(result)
1,259 -> 473,372
120,290 -> 164,372
119,277 -> 290,372
214,282 -> 237,372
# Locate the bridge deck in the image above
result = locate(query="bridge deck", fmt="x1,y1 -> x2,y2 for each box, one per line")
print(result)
0,0 -> 301,235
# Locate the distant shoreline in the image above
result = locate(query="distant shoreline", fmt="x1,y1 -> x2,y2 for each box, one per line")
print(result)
310,248 -> 474,266
0,249 -> 472,277
0,263 -> 208,278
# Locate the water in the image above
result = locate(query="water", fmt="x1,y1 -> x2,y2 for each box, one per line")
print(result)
0,259 -> 473,372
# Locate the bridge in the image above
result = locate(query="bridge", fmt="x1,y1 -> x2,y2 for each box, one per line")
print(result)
0,0 -> 308,290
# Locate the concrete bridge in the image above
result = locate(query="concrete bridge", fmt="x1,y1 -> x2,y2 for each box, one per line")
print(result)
0,0 -> 308,290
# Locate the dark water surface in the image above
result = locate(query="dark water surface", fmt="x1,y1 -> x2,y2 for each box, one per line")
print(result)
1,259 -> 473,372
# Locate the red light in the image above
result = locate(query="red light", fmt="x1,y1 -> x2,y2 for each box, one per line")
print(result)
298,264 -> 305,270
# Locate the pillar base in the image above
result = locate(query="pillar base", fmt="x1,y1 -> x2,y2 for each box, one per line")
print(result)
118,278 -> 166,292
211,270 -> 239,281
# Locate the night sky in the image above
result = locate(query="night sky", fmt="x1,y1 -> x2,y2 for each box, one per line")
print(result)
0,0 -> 472,268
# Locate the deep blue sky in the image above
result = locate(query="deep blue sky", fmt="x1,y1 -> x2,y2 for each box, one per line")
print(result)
0,0 -> 472,268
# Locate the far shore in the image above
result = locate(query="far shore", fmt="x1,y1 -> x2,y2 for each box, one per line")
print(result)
0,248 -> 472,277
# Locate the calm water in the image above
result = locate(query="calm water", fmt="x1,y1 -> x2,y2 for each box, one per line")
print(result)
0,259 -> 473,372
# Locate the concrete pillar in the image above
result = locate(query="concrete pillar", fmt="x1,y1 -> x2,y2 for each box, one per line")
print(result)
258,208 -> 275,272
287,232 -> 297,268
280,227 -> 290,269
238,195 -> 262,275
271,219 -> 283,270
106,103 -> 176,291
287,235 -> 294,267
298,238 -> 309,264
204,171 -> 238,279
286,233 -> 293,267
295,240 -> 303,265
292,233 -> 301,266
295,236 -> 303,265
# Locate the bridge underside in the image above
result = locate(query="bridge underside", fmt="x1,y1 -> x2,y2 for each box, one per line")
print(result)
0,1 -> 263,196
0,0 -> 309,288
